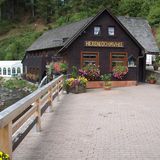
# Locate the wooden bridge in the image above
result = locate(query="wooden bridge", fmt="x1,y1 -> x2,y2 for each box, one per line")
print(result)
0,75 -> 63,160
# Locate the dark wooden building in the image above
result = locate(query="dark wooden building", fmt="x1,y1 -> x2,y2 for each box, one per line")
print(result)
22,9 -> 159,82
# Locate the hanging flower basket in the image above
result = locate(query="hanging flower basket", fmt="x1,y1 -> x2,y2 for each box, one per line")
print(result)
112,65 -> 128,80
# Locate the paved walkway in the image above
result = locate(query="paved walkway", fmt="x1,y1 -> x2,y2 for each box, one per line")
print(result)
13,84 -> 160,160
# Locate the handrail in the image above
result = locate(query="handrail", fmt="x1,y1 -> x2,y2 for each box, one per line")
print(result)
0,75 -> 64,160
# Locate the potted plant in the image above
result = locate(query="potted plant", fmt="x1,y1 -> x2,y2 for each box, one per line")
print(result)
101,74 -> 112,90
147,74 -> 157,84
112,65 -> 128,80
64,76 -> 88,94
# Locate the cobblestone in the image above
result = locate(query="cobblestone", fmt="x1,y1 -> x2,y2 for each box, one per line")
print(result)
13,84 -> 160,160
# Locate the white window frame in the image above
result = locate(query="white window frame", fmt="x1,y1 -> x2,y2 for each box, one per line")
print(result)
108,27 -> 115,36
94,26 -> 101,35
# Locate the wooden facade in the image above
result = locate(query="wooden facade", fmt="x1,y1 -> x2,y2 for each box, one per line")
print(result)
23,9 -> 159,83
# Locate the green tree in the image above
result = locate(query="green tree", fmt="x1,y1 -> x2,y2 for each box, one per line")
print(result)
148,1 -> 160,25
118,0 -> 144,17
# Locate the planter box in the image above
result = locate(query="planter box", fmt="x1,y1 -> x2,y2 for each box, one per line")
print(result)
69,85 -> 86,94
86,81 -> 104,89
86,81 -> 137,89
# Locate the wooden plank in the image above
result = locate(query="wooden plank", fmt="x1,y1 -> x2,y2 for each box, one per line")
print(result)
48,88 -> 53,112
51,85 -> 57,93
13,105 -> 32,123
40,92 -> 50,106
12,106 -> 37,134
0,122 -> 12,159
12,117 -> 37,151
35,99 -> 41,132
41,102 -> 50,116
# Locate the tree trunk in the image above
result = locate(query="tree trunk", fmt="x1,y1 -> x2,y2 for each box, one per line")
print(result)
31,0 -> 35,17
0,6 -> 2,20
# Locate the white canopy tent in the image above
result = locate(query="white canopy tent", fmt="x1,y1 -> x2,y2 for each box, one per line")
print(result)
0,61 -> 23,77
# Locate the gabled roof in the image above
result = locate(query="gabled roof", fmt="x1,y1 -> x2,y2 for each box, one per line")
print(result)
118,16 -> 159,53
27,9 -> 159,54
27,17 -> 92,52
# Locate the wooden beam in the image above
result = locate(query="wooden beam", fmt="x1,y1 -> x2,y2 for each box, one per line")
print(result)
12,106 -> 37,134
35,99 -> 41,132
0,122 -> 12,159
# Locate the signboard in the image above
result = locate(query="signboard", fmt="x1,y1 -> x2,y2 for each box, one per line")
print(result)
85,41 -> 124,48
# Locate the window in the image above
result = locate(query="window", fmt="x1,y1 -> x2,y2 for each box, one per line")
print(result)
17,67 -> 21,74
0,68 -> 1,75
108,27 -> 115,36
3,68 -> 6,75
8,68 -> 11,75
94,26 -> 101,35
81,52 -> 99,67
110,52 -> 128,71
128,55 -> 136,67
12,67 -> 16,75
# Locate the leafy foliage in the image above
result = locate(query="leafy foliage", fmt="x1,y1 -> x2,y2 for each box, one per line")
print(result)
0,30 -> 42,60
0,0 -> 160,61
1,77 -> 37,91
148,2 -> 160,25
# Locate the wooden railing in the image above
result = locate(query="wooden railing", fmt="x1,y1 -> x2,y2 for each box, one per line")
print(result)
0,75 -> 64,159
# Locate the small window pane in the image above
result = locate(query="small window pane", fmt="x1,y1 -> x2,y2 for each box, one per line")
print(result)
12,68 -> 16,74
83,60 -> 96,66
83,54 -> 96,59
112,53 -> 127,58
128,57 -> 136,67
8,68 -> 11,75
108,27 -> 115,36
94,26 -> 101,35
17,67 -> 21,74
3,68 -> 6,75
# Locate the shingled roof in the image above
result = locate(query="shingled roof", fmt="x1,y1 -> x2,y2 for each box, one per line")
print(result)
27,12 -> 159,54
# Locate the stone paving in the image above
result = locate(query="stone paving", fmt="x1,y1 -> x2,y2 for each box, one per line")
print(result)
13,84 -> 160,160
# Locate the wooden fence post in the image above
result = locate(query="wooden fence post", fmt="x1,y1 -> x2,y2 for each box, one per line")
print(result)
35,99 -> 41,132
48,88 -> 53,112
0,122 -> 12,159
57,81 -> 60,102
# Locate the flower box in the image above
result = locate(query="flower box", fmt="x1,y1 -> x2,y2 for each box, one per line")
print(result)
87,81 -> 137,89
86,81 -> 104,88
69,85 -> 86,94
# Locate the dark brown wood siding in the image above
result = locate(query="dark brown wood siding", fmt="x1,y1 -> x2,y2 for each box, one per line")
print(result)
65,11 -> 142,81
